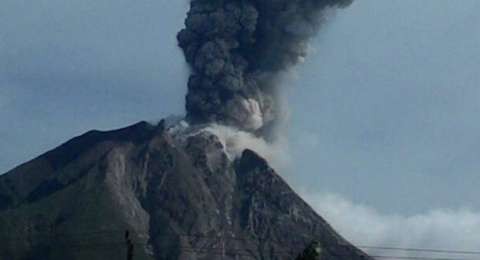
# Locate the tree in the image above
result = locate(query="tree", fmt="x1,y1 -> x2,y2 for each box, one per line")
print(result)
295,240 -> 322,260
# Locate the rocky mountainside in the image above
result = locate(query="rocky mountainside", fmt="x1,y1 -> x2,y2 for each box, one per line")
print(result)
0,121 -> 372,260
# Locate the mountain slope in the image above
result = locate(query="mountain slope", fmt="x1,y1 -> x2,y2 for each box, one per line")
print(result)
0,121 -> 372,260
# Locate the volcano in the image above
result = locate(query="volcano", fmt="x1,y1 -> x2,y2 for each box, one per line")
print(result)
0,121 -> 372,260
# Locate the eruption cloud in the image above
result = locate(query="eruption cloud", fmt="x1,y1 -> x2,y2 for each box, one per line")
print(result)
178,0 -> 353,137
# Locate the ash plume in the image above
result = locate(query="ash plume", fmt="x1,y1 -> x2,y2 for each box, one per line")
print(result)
178,0 -> 353,136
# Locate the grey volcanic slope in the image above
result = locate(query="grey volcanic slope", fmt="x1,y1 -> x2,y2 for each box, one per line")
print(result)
0,121 -> 372,260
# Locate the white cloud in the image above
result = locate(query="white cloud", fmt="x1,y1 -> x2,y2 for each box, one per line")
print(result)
301,192 -> 480,258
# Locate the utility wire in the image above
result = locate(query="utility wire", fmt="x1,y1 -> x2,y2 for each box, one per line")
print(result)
361,246 -> 480,256
371,255 -> 477,260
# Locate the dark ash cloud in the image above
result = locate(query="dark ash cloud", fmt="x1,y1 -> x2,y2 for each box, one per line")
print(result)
178,0 -> 353,136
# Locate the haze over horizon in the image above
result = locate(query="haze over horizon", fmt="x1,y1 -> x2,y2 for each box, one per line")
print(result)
2,0 -> 480,251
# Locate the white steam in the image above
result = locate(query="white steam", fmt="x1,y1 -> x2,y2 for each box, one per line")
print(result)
160,116 -> 289,172
301,192 -> 480,258
200,124 -> 290,172
160,117 -> 291,172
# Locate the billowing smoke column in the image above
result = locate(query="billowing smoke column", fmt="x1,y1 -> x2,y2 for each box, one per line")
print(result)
178,0 -> 353,136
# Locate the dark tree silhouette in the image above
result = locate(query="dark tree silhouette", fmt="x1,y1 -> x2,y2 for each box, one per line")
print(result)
296,240 -> 322,260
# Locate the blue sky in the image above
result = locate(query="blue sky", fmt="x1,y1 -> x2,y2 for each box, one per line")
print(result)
1,0 -> 480,220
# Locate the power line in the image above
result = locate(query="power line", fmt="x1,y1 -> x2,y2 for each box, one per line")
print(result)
361,246 -> 480,256
371,255 -> 477,260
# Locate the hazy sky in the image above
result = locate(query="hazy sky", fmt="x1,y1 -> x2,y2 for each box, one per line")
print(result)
1,0 -> 480,223
288,0 -> 480,214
